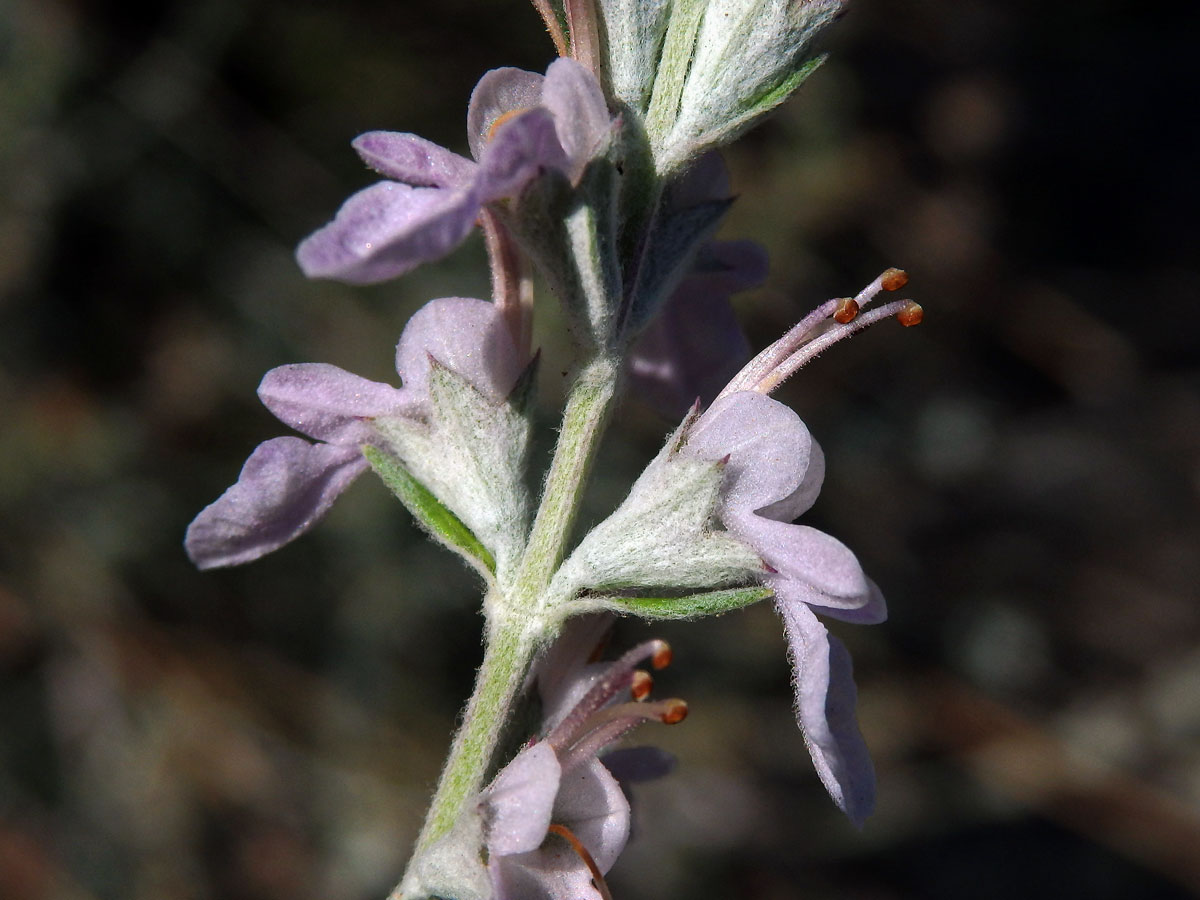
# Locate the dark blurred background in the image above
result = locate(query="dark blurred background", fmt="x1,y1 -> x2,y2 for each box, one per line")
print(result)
2,0 -> 1199,898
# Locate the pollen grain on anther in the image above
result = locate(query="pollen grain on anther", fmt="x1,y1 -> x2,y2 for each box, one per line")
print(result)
651,641 -> 673,670
631,670 -> 653,700
896,301 -> 923,327
880,267 -> 909,292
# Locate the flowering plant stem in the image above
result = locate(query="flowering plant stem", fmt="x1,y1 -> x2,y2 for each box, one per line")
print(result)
413,612 -> 536,854
412,351 -> 622,854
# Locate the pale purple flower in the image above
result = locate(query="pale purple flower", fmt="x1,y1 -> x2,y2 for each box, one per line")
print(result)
481,632 -> 683,900
667,271 -> 921,825
185,297 -> 522,569
680,389 -> 882,825
296,58 -> 610,285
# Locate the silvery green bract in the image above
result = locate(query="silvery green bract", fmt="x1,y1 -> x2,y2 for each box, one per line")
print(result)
607,0 -> 845,173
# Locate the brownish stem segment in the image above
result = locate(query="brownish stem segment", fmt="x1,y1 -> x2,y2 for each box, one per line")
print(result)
529,0 -> 569,56
564,0 -> 602,80
481,209 -> 533,360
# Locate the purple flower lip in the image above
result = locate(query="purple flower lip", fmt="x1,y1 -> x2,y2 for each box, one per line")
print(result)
295,59 -> 610,286
184,297 -> 523,570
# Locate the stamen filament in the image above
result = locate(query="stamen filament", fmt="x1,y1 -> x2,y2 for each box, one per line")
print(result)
547,824 -> 614,900
546,640 -> 671,750
756,299 -> 919,394
481,210 -> 533,358
558,699 -> 688,773
719,268 -> 913,400
719,298 -> 843,398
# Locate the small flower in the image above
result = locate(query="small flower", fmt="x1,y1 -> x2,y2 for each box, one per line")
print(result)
296,58 -> 610,285
184,297 -> 523,569
679,390 -> 882,824
556,270 -> 920,825
481,630 -> 684,900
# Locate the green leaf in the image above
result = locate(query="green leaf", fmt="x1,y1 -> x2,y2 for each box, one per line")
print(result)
363,445 -> 496,575
601,585 -> 773,619
715,55 -> 826,146
644,0 -> 707,146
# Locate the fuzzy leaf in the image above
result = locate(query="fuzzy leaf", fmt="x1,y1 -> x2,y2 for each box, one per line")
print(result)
424,361 -> 531,577
552,449 -> 762,598
709,55 -> 827,151
644,0 -> 708,146
363,444 -> 496,575
600,585 -> 773,619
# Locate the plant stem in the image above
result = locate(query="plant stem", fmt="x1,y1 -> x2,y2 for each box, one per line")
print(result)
512,352 -> 621,605
412,612 -> 535,854
408,352 -> 622,857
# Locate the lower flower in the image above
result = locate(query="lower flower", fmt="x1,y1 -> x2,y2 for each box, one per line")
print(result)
481,626 -> 684,900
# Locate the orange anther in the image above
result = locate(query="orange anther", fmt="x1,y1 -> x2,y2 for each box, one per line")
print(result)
896,301 -> 924,327
660,699 -> 688,725
881,268 -> 909,291
833,298 -> 859,324
631,670 -> 653,700
651,641 -> 672,670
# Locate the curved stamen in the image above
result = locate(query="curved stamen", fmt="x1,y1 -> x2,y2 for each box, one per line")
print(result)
853,267 -> 908,312
547,640 -> 671,751
719,298 -> 843,398
558,699 -> 688,774
546,824 -> 614,900
717,268 -> 913,400
755,298 -> 922,395
487,108 -> 528,142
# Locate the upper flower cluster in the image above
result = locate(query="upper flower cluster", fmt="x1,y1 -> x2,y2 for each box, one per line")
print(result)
576,0 -> 845,172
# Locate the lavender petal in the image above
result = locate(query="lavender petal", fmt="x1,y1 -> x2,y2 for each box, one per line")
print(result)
185,438 -> 367,569
295,180 -> 481,284
478,107 -> 569,201
685,392 -> 816,516
778,600 -> 876,827
352,131 -> 477,188
394,297 -> 523,403
484,742 -> 562,856
258,363 -> 411,444
467,67 -> 545,161
541,58 -> 610,171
